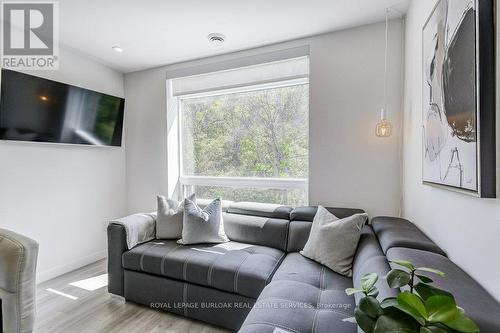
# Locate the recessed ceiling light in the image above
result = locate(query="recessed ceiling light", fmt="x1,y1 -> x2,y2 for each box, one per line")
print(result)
207,33 -> 226,45
112,45 -> 123,53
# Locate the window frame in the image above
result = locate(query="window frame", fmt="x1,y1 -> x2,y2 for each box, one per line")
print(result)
176,77 -> 309,203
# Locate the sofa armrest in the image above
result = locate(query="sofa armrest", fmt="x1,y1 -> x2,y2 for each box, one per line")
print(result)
107,212 -> 156,297
107,223 -> 128,296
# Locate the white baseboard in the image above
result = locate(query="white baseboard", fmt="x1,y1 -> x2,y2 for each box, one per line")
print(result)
37,250 -> 107,284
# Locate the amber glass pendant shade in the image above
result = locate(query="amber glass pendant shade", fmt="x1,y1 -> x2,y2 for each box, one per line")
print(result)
376,119 -> 392,137
376,108 -> 392,137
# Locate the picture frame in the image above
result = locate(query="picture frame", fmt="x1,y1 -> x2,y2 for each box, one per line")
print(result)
422,0 -> 495,198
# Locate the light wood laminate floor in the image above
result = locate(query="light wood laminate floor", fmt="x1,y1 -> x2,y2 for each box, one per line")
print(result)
35,260 -> 229,333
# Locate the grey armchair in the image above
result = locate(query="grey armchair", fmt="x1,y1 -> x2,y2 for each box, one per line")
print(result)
0,229 -> 39,333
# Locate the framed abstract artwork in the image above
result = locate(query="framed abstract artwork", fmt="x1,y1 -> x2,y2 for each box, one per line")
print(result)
422,0 -> 496,197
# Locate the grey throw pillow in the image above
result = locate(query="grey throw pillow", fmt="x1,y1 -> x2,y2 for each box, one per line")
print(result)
300,206 -> 368,277
156,193 -> 195,239
177,198 -> 229,245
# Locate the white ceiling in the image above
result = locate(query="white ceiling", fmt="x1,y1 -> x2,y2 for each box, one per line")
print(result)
59,0 -> 410,73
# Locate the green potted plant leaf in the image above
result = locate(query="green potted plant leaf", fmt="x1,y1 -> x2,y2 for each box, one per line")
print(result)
345,260 -> 480,333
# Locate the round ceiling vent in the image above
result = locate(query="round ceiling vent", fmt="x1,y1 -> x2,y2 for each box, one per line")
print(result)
208,33 -> 226,44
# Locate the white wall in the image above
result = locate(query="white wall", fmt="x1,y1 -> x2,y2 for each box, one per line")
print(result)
124,67 -> 169,213
403,0 -> 500,301
125,20 -> 404,216
0,47 -> 126,283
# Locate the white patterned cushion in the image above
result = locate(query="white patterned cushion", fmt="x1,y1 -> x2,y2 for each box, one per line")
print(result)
156,193 -> 195,239
178,198 -> 229,245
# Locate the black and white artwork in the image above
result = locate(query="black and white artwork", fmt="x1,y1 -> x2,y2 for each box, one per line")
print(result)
422,0 -> 496,197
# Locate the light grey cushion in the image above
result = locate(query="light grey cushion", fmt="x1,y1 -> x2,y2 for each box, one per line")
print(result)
178,198 -> 229,245
287,207 -> 365,252
300,206 -> 367,277
156,193 -> 195,239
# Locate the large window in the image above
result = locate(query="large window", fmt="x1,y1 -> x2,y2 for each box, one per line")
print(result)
175,57 -> 309,205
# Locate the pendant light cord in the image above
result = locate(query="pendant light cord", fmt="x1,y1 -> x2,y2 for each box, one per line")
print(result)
383,8 -> 389,116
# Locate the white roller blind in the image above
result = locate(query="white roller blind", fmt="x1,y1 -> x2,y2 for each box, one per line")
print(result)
171,56 -> 309,97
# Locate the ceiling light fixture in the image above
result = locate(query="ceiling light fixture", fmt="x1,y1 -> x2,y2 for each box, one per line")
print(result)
375,8 -> 393,138
207,33 -> 226,45
112,45 -> 124,53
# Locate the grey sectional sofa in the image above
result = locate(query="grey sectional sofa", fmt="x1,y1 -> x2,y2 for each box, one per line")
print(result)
107,202 -> 500,332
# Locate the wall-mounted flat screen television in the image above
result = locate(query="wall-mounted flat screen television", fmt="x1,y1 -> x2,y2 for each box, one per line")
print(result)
0,69 -> 124,146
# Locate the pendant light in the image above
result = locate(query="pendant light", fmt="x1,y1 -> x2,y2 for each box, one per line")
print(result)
376,8 -> 392,138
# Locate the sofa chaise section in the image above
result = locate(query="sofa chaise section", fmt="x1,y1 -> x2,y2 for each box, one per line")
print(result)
108,202 -> 293,330
238,207 -> 367,333
239,252 -> 357,333
122,240 -> 284,299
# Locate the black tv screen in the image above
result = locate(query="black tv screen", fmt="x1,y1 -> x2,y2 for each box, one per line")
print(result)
0,69 -> 124,146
